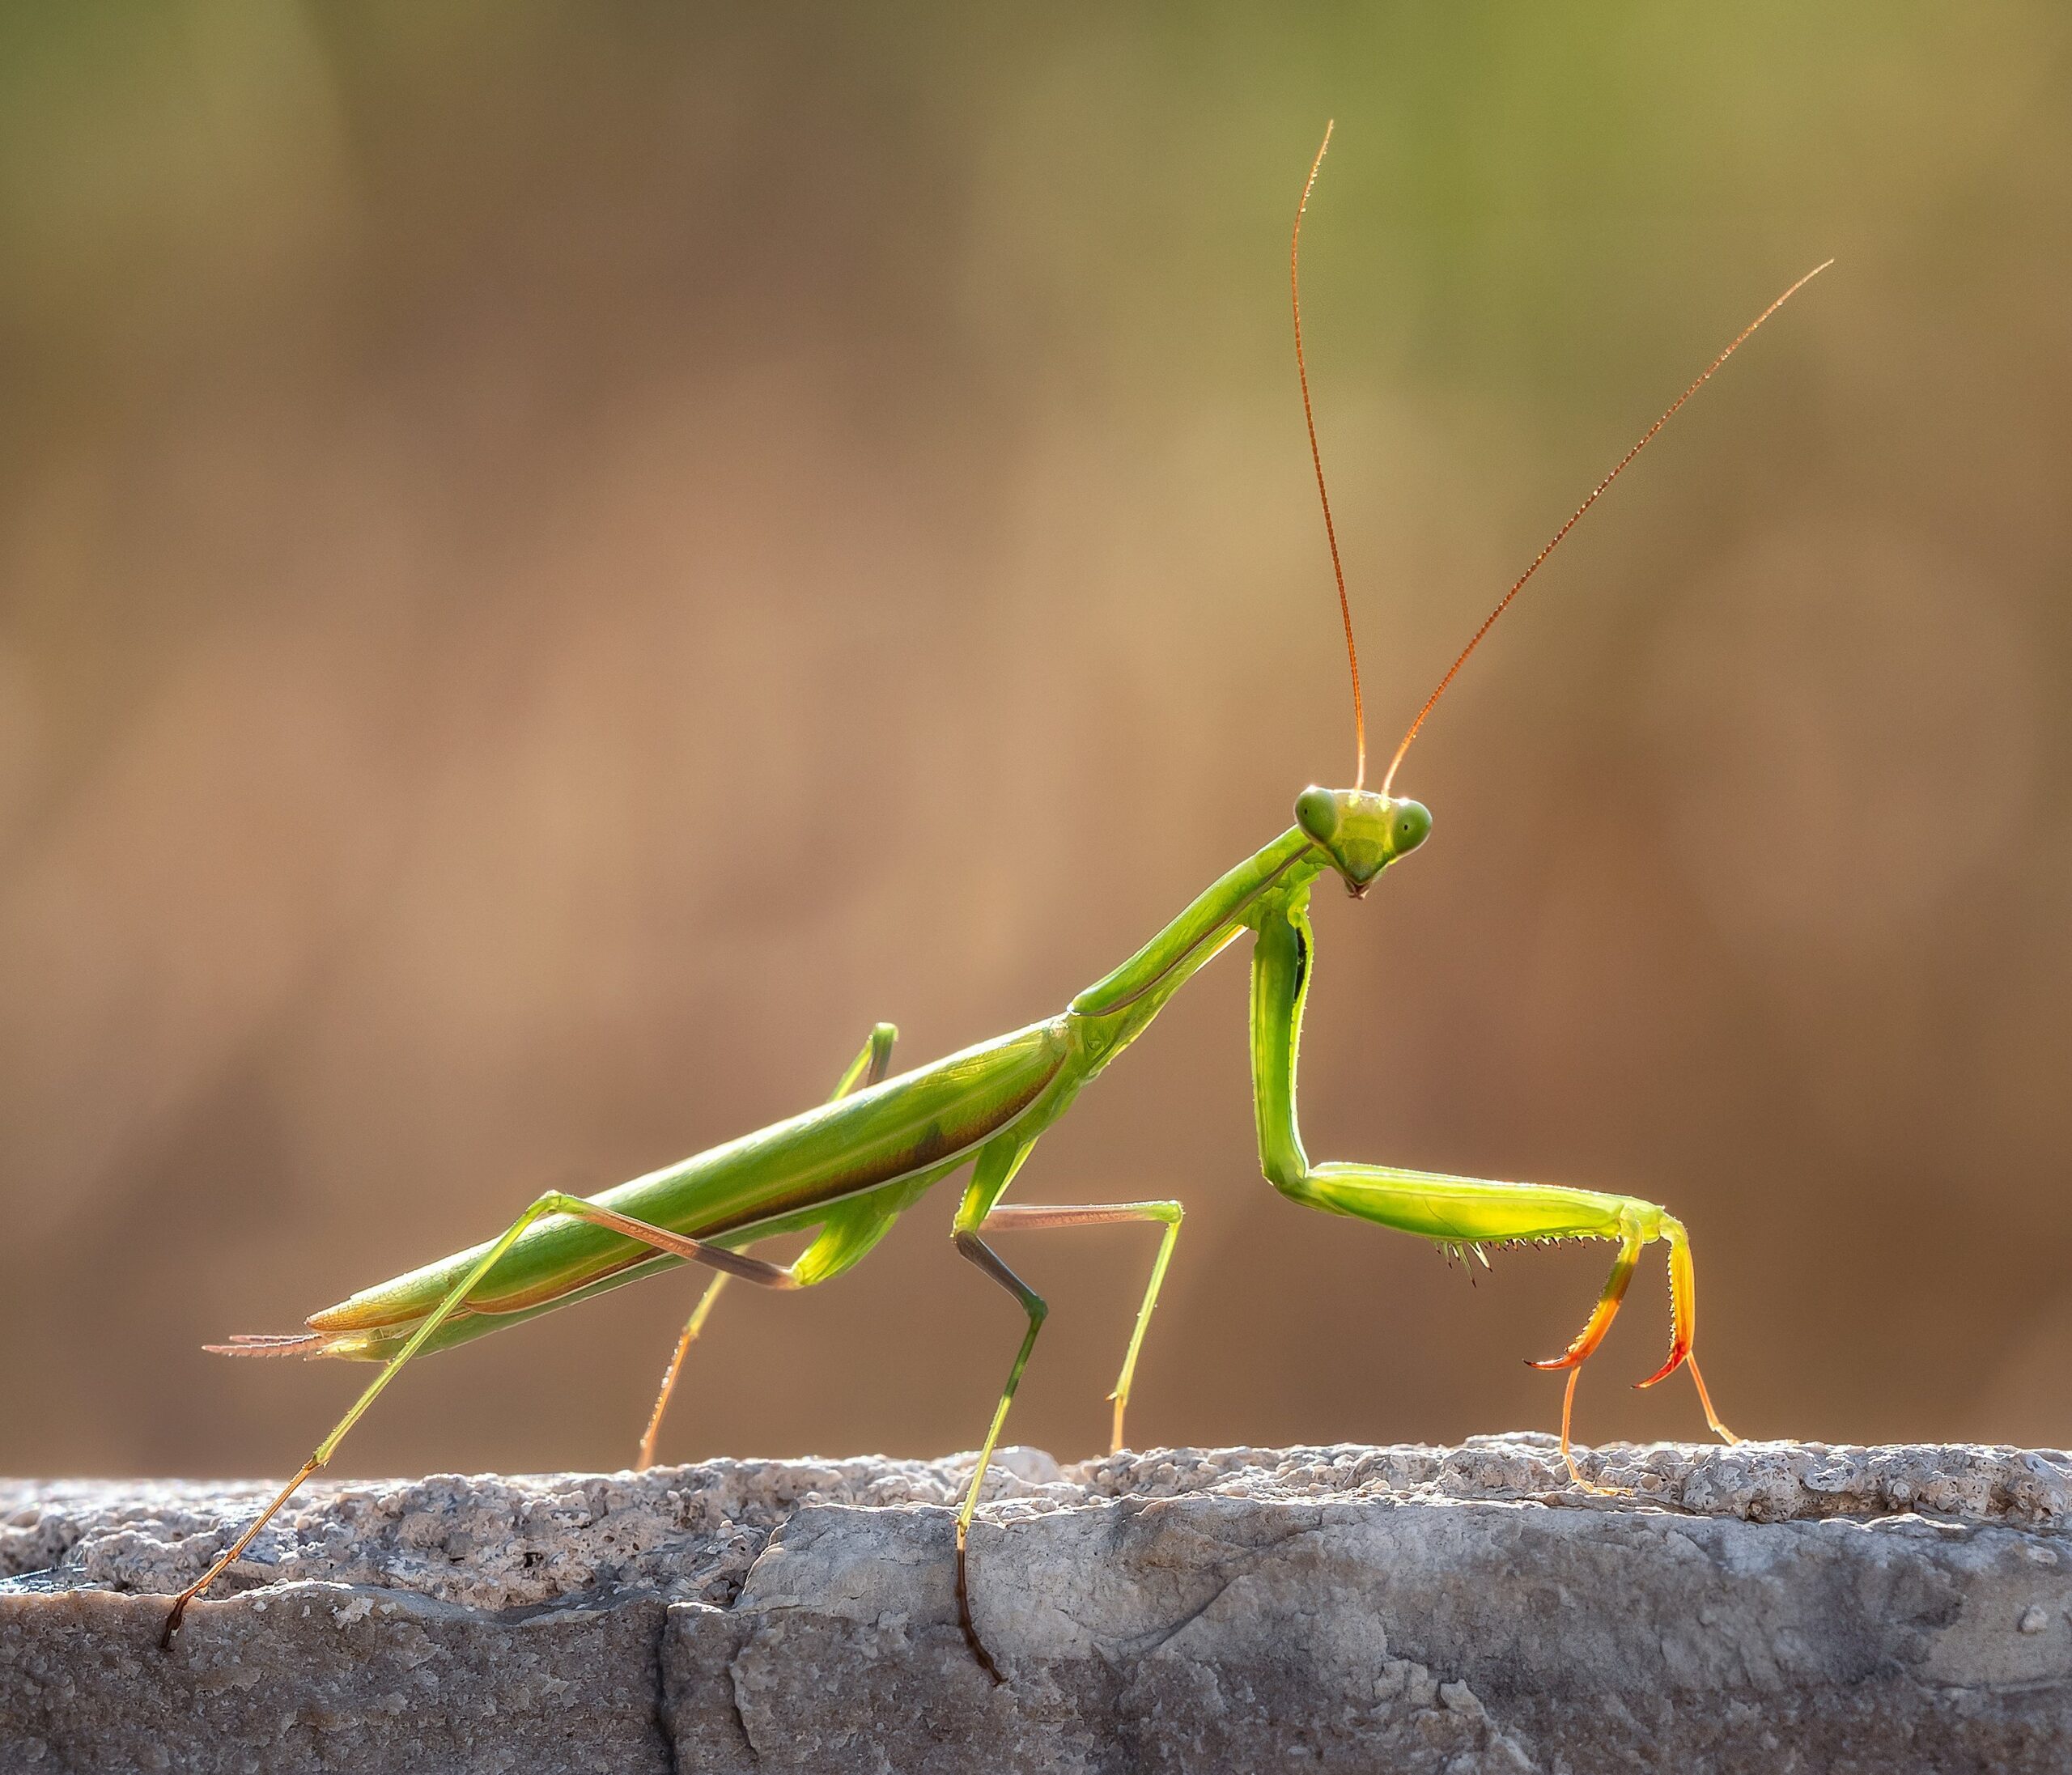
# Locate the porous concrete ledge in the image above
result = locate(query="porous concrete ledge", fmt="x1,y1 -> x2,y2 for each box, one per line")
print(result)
5,1438 -> 2071,1773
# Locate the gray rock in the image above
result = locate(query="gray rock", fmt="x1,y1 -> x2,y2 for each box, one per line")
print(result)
5,1439 -> 2070,1772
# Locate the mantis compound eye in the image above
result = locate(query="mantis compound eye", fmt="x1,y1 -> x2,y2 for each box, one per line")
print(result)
1389,799 -> 1432,856
1295,786 -> 1340,845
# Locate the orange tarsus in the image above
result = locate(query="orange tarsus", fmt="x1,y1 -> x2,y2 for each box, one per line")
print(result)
1292,120 -> 1365,790
1683,1354 -> 1739,1444
1378,258 -> 1834,798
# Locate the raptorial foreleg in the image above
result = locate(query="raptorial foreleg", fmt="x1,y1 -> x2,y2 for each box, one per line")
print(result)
1247,886 -> 1739,1485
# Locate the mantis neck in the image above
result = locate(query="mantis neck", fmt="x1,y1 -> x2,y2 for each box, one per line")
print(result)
1066,826 -> 1326,1069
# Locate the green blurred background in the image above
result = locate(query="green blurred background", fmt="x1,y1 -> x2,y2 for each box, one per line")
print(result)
2,3 -> 2069,1481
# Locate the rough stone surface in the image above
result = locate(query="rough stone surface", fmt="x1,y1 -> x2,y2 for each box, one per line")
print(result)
6,1439 -> 2071,1772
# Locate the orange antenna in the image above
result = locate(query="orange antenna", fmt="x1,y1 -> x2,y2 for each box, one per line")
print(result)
1378,258 -> 1833,799
1293,121 -> 1365,788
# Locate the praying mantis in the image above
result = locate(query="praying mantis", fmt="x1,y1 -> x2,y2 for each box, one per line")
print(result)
159,128 -> 1828,1678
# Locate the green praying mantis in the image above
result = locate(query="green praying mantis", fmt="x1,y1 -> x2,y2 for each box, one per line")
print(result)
159,129 -> 1828,1678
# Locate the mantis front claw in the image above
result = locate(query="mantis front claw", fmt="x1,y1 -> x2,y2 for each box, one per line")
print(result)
1526,1212 -> 1738,1488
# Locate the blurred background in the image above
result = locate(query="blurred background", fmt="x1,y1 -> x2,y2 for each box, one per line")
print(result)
2,2 -> 2069,1482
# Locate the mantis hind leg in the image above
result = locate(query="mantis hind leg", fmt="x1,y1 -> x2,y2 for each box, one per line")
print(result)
635,1271 -> 731,1471
827,1021 -> 899,1102
163,1192 -> 800,1647
635,1022 -> 899,1470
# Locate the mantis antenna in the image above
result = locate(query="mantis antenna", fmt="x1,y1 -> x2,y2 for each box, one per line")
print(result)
1293,120 -> 1365,789
1378,257 -> 1834,798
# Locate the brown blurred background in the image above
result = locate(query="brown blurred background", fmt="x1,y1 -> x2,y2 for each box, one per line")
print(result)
2,3 -> 2070,1482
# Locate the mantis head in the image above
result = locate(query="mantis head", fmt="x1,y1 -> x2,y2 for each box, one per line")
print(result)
1295,786 -> 1430,897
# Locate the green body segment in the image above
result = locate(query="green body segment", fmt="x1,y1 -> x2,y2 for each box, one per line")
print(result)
309,1020 -> 1074,1357
1071,828 -> 1313,1026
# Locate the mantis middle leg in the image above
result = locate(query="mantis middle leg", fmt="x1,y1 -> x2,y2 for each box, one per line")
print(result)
947,1134 -> 1187,1679
977,1200 -> 1184,1455
636,1022 -> 899,1468
1249,886 -> 1737,1484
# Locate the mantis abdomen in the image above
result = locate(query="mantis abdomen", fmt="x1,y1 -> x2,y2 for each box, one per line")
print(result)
261,1019 -> 1072,1361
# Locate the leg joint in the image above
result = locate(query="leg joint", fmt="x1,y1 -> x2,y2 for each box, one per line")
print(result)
1264,1166 -> 1323,1210
1620,1200 -> 1671,1245
954,1230 -> 1047,1321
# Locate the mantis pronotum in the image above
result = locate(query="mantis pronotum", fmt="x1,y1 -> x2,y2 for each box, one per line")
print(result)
162,127 -> 1827,1678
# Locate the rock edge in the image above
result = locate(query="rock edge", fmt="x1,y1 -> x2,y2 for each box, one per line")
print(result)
5,1439 -> 2070,1773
